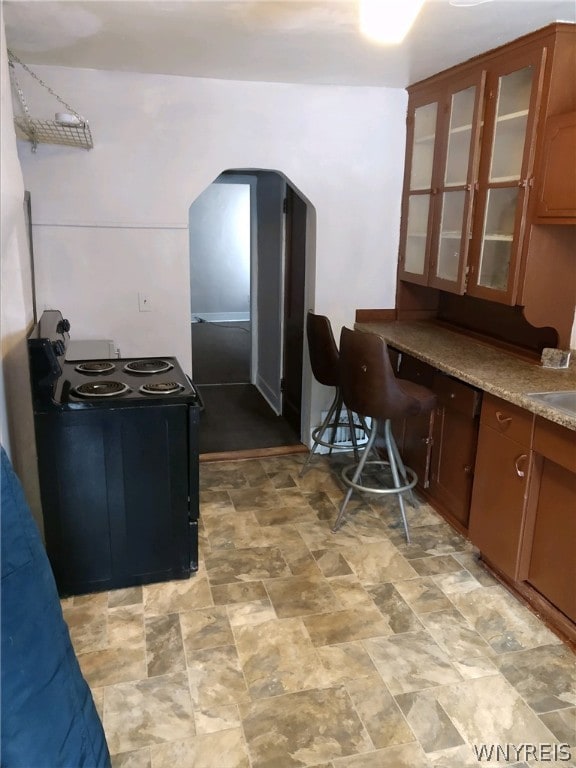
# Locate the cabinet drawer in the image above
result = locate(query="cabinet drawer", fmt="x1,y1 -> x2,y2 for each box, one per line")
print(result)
533,416 -> 576,473
434,374 -> 481,418
481,394 -> 534,445
398,353 -> 436,387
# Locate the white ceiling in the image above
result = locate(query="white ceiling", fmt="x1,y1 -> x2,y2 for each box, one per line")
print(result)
3,0 -> 575,89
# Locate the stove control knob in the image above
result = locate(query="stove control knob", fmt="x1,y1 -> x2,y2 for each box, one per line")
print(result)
52,340 -> 65,357
57,319 -> 71,334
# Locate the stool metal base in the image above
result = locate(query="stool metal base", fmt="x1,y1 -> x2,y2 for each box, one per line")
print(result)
332,418 -> 417,543
300,388 -> 367,477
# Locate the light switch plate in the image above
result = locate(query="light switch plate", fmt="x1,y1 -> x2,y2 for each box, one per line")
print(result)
541,348 -> 571,369
138,292 -> 152,312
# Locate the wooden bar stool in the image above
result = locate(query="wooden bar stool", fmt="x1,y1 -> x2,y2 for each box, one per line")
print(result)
300,312 -> 367,476
331,327 -> 436,542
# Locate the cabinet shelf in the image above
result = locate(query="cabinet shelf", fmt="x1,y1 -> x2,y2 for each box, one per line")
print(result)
449,123 -> 473,135
483,233 -> 514,241
414,133 -> 436,144
496,109 -> 529,123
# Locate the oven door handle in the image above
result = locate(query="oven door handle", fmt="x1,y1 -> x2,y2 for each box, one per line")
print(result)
186,376 -> 205,410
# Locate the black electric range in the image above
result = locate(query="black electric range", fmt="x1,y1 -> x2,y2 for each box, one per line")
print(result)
27,310 -> 201,596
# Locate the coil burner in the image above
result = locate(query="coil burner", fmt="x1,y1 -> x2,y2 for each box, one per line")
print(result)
124,359 -> 173,375
73,381 -> 130,398
139,382 -> 184,396
75,361 -> 116,374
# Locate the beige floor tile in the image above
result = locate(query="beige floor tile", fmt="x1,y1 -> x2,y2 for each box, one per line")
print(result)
193,704 -> 240,735
186,644 -> 250,708
345,676 -> 415,749
79,645 -> 147,688
304,606 -> 394,646
316,641 -> 378,684
204,545 -> 291,585
332,741 -> 429,768
365,582 -> 423,634
145,613 -> 186,677
108,586 -> 143,609
449,584 -> 563,654
434,675 -> 558,750
340,540 -> 418,585
240,686 -> 372,767
202,510 -> 261,549
420,607 -> 497,680
149,729 -> 250,768
363,630 -> 462,695
394,577 -> 453,614
495,643 -> 576,713
103,671 -> 195,755
327,575 -> 379,611
409,554 -> 463,577
211,580 -> 268,606
111,748 -> 151,768
234,617 -> 328,698
143,577 -> 213,616
264,574 -> 341,618
179,606 -> 234,653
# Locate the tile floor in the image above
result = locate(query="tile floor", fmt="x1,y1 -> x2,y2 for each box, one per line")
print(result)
62,453 -> 576,768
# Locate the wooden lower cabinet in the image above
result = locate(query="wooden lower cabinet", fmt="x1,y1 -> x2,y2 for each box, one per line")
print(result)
469,395 -> 534,579
384,349 -> 575,641
392,350 -> 481,529
395,351 -> 436,489
522,418 -> 576,623
429,374 -> 481,529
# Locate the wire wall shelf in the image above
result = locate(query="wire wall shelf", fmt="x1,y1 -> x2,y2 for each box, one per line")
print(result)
14,117 -> 94,152
8,49 -> 94,153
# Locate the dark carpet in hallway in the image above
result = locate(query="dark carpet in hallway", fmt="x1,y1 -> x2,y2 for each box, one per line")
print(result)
198,384 -> 301,454
192,321 -> 251,384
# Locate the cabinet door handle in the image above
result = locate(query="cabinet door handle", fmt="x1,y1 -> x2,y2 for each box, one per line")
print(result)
495,411 -> 512,426
515,454 -> 528,478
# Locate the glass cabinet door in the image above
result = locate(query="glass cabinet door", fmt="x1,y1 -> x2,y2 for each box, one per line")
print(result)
405,194 -> 432,275
468,54 -> 543,304
430,79 -> 483,292
399,101 -> 438,283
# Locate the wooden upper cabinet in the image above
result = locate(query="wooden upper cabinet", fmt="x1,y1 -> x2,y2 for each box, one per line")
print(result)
398,73 -> 485,293
466,48 -> 545,305
534,111 -> 576,221
398,91 -> 441,286
398,23 -> 576,307
428,71 -> 485,294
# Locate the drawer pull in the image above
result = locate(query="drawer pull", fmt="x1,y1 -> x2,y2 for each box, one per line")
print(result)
495,411 -> 512,426
515,454 -> 528,478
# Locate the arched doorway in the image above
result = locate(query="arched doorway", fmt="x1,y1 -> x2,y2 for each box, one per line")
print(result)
189,169 -> 311,456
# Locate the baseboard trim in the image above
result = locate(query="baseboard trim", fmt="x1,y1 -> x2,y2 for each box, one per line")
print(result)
200,444 -> 308,462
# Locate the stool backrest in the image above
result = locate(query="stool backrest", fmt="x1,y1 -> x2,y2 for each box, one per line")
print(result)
339,327 -> 421,420
306,312 -> 340,387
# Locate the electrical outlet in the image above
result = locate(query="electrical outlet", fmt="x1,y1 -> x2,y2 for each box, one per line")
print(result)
138,292 -> 152,312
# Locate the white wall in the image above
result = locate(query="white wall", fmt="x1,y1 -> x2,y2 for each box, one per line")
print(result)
189,181 -> 251,320
16,65 -> 407,363
13,62 -> 407,441
0,14 -> 41,519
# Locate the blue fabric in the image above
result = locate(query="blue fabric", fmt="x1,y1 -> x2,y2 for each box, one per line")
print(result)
1,446 -> 111,768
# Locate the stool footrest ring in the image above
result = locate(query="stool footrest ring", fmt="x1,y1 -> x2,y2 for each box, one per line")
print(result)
341,461 -> 417,496
311,421 -> 368,451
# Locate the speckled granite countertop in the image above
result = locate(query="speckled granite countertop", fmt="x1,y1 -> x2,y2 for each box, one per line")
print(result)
355,321 -> 576,431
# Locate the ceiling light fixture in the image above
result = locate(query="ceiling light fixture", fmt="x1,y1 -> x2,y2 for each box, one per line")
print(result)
359,0 -> 426,45
449,0 -> 494,6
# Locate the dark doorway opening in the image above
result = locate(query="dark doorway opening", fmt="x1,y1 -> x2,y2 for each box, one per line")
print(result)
189,170 -> 308,457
